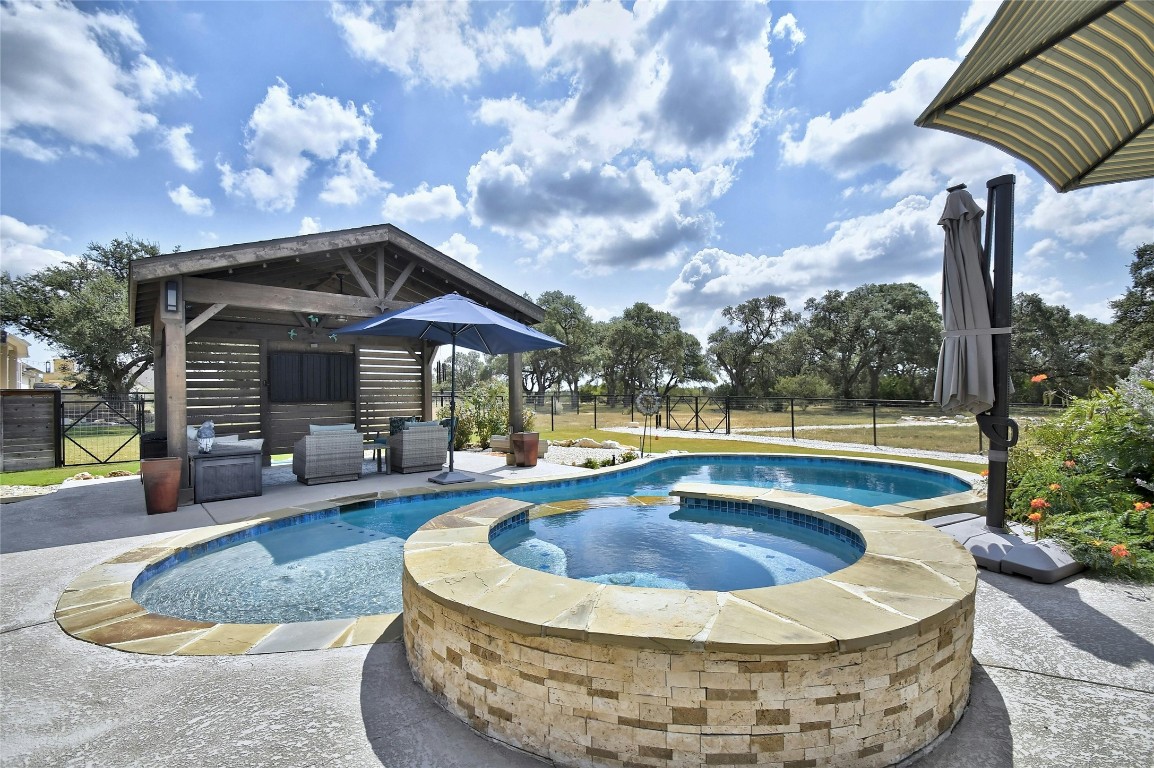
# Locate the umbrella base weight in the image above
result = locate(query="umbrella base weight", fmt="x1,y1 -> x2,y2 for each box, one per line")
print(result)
429,470 -> 475,485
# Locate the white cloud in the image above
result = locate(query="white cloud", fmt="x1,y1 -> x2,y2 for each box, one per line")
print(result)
437,233 -> 481,270
0,214 -> 68,274
1025,182 -> 1154,249
663,195 -> 944,327
956,1 -> 1000,57
299,217 -> 321,235
218,80 -> 379,211
0,1 -> 195,160
463,1 -> 775,269
320,151 -> 387,206
382,183 -> 465,223
163,125 -> 200,172
772,13 -> 805,52
331,1 -> 483,88
167,184 -> 213,216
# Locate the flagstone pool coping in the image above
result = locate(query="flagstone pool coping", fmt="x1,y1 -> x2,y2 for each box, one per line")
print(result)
54,455 -> 984,657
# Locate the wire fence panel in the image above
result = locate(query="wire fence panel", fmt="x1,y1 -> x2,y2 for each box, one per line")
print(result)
60,393 -> 155,466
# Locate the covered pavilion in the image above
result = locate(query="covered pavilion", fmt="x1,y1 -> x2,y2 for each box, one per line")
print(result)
128,224 -> 542,490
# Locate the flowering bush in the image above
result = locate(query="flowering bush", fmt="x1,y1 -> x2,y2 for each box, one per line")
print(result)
1007,355 -> 1154,581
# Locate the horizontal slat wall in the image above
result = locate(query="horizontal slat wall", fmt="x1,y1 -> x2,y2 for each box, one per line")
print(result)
0,390 -> 58,471
358,345 -> 425,436
267,401 -> 356,455
186,340 -> 263,440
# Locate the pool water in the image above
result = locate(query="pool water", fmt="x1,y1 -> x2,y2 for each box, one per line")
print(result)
493,501 -> 862,590
133,455 -> 969,624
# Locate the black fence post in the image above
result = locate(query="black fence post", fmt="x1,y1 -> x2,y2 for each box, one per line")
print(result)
872,401 -> 878,446
790,398 -> 796,440
551,395 -> 555,432
725,397 -> 731,435
594,397 -> 598,430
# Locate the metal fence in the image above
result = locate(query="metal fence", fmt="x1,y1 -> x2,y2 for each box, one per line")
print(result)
59,392 -> 155,466
520,394 -> 1061,457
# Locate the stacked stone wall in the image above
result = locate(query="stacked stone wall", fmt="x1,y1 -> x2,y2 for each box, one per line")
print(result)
404,573 -> 974,768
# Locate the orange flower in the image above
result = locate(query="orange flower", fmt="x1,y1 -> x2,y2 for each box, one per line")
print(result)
1029,498 -> 1050,510
1049,483 -> 1062,491
1111,544 -> 1130,559
1063,460 -> 1077,469
1031,373 -> 1049,383
1027,512 -> 1043,523
980,469 -> 989,477
1135,501 -> 1152,511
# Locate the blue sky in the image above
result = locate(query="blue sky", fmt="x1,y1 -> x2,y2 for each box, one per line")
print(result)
2,0 -> 1151,370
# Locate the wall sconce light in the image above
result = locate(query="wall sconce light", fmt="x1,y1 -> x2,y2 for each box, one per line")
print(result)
164,280 -> 179,313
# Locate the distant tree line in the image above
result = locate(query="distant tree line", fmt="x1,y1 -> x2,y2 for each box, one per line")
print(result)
4,235 -> 1149,405
517,242 -> 1152,406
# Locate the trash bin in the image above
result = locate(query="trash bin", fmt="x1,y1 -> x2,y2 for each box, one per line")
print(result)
141,431 -> 168,460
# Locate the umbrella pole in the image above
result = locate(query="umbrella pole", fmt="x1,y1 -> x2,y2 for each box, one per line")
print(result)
429,335 -> 473,485
978,174 -> 1020,530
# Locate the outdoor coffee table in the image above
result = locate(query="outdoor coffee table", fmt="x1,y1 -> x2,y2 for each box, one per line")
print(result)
187,443 -> 263,503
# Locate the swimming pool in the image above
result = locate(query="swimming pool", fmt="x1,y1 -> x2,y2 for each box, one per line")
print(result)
131,454 -> 970,624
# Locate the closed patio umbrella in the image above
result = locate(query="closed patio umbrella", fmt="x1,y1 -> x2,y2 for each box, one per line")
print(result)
933,186 -> 998,415
335,293 -> 563,484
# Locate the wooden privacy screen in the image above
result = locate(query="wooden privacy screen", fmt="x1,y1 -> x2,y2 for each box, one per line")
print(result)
185,339 -> 426,456
0,389 -> 59,471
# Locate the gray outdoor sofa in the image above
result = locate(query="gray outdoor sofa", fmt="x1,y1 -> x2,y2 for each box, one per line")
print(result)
292,424 -> 364,485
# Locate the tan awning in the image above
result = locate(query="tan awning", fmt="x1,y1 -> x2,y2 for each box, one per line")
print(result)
916,0 -> 1154,192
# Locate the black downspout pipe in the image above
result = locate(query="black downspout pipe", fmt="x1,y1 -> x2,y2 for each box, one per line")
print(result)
977,174 -> 1019,530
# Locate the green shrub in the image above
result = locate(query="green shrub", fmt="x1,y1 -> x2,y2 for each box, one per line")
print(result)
1007,355 -> 1154,581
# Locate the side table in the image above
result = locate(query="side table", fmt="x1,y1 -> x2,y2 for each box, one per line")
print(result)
365,439 -> 391,474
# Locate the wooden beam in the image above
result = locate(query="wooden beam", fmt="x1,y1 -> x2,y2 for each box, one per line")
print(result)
385,225 -> 545,322
340,251 -> 378,300
182,276 -> 400,316
185,303 -> 227,336
131,225 -> 395,282
386,260 -> 417,302
375,246 -> 385,305
191,319 -> 423,352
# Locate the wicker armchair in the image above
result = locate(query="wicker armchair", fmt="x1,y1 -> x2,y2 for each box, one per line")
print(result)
389,423 -> 448,473
292,429 -> 364,485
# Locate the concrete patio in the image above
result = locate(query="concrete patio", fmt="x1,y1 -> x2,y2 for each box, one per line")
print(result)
1,452 -> 1152,767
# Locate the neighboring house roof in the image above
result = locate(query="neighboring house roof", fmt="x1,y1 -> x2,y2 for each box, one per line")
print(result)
128,224 -> 544,332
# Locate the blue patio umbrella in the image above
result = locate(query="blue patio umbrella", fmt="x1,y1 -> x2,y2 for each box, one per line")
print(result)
335,293 -> 563,484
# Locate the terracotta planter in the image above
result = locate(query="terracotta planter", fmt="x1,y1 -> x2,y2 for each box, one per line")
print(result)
141,457 -> 181,515
511,432 -> 539,468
